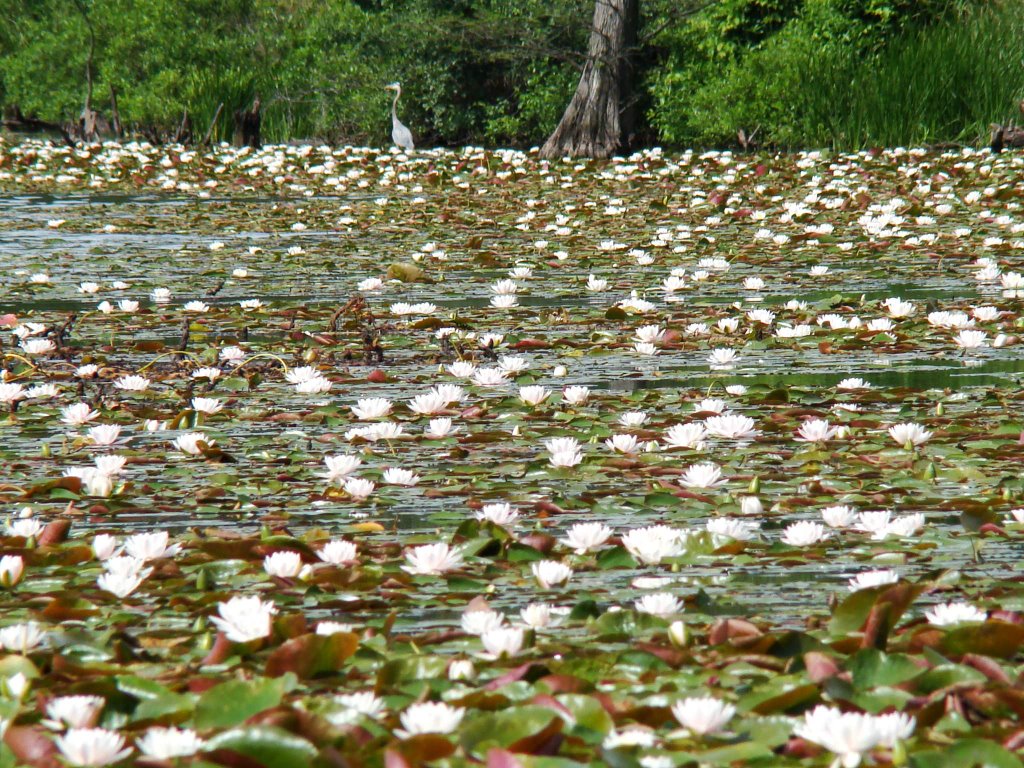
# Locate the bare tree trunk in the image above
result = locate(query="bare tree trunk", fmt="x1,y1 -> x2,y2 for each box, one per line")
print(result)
109,85 -> 122,138
540,0 -> 638,160
72,0 -> 98,142
233,97 -> 262,148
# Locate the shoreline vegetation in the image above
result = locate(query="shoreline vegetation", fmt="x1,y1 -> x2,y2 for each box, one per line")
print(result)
1,0 -> 1022,152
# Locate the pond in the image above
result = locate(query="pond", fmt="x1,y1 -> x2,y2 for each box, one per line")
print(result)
0,140 -> 1022,767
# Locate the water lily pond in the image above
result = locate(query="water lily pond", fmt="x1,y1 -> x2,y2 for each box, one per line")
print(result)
1,139 -> 1023,767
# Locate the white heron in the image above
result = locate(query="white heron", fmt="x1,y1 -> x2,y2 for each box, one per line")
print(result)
384,82 -> 415,151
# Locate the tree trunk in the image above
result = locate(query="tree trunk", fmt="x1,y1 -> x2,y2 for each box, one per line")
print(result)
540,0 -> 638,160
233,97 -> 262,148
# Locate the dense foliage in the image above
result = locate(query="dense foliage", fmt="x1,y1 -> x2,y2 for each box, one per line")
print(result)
1,0 -> 1022,148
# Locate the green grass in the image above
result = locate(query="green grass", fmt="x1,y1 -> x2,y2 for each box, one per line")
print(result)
812,2 -> 1024,148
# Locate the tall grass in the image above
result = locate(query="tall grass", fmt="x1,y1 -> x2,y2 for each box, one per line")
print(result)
809,2 -> 1024,148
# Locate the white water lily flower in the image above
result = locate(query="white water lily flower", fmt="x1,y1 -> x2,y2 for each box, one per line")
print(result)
882,297 -> 916,318
821,505 -> 857,528
545,436 -> 583,468
836,377 -> 871,390
476,502 -> 519,526
92,536 -> 119,561
318,540 -> 357,565
210,595 -> 277,642
192,367 -> 222,381
603,727 -> 658,750
408,391 -> 448,415
634,324 -> 664,343
396,702 -> 465,738
795,706 -> 894,768
856,510 -> 892,538
343,477 -> 376,500
519,385 -> 551,406
447,361 -> 477,378
795,418 -> 839,443
61,403 -> 100,427
671,697 -> 736,735
605,433 -> 640,454
98,556 -> 152,597
953,329 -> 987,349
531,560 -> 573,588
461,609 -> 505,636
707,348 -> 739,367
562,385 -> 590,405
0,383 -> 27,404
45,695 -> 105,729
886,513 -> 925,537
285,366 -> 320,384
321,454 -> 362,483
124,531 -> 180,561
425,417 -> 459,438
663,423 -> 708,450
706,518 -> 760,542
472,367 -> 509,387
383,467 -> 420,486
54,728 -> 132,767
402,543 -> 464,575
704,414 -> 757,440
619,410 -> 648,427
351,397 -> 392,420
296,376 -> 332,394
925,601 -> 987,626
191,397 -> 223,415
20,338 -> 55,355
781,521 -> 829,546
136,727 -> 205,759
480,626 -> 524,659
887,422 -> 932,447
86,424 -> 121,446
333,691 -> 386,722
317,621 -> 354,636
848,570 -> 899,592
0,622 -> 47,652
519,603 -> 566,629
172,432 -> 212,455
7,518 -> 44,539
113,374 -> 151,392
621,526 -> 687,565
264,551 -> 303,578
634,593 -> 683,618
560,522 -> 613,554
680,462 -> 726,489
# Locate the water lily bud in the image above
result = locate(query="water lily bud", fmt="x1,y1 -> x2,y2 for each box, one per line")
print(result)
935,402 -> 944,416
891,736 -> 908,766
739,496 -> 763,515
302,349 -> 318,363
552,365 -> 568,377
448,659 -> 475,681
1003,486 -> 1014,501
922,462 -> 936,481
40,443 -> 51,458
4,673 -> 29,700
0,556 -> 24,588
195,568 -> 212,591
196,631 -> 213,651
747,476 -> 760,494
668,621 -> 688,648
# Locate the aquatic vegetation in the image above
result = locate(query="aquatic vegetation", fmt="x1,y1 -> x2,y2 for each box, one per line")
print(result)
0,139 -> 1023,766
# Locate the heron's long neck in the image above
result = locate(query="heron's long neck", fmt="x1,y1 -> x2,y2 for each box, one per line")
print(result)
391,90 -> 401,124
